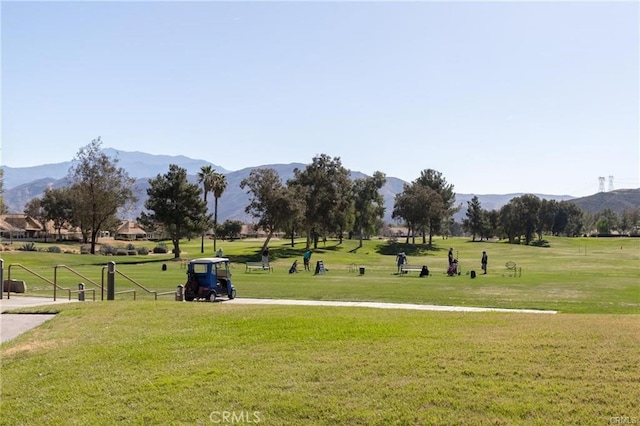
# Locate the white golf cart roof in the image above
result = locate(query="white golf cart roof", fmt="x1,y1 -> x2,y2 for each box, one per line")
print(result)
190,257 -> 230,264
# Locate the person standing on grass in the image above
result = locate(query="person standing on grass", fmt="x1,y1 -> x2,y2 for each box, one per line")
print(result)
448,248 -> 454,266
481,251 -> 488,274
396,252 -> 407,273
303,249 -> 312,271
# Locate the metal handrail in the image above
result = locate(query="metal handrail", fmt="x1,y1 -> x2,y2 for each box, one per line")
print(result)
100,267 -> 157,300
7,263 -> 71,301
69,287 -> 96,301
54,264 -> 103,300
114,289 -> 137,300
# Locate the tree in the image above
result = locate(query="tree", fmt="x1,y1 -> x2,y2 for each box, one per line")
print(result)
414,169 -> 458,245
0,169 -> 7,214
23,197 -> 48,242
598,208 -> 619,234
218,219 -> 243,240
464,195 -> 484,241
392,182 -> 442,245
68,138 -> 137,254
211,171 -> 227,252
352,171 -> 386,248
538,199 -> 559,238
281,185 -> 306,247
289,154 -> 352,248
240,168 -> 294,252
197,165 -> 216,254
41,187 -> 74,241
620,209 -> 640,236
498,202 -> 519,243
139,164 -> 209,259
561,202 -> 584,237
512,194 -> 541,244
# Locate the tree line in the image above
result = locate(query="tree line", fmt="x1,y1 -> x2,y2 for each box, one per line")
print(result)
10,139 -> 640,257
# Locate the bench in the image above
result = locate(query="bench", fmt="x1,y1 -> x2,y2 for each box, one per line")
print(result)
400,265 -> 428,275
245,262 -> 273,272
505,261 -> 521,277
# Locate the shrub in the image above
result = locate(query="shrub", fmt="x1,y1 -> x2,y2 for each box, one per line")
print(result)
100,245 -> 115,255
126,243 -> 136,251
127,250 -> 137,256
153,243 -> 168,254
19,242 -> 37,251
81,245 -> 92,254
115,248 -> 129,256
47,246 -> 62,253
137,246 -> 149,255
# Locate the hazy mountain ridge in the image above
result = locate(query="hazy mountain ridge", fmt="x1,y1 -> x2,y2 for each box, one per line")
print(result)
3,149 -> 638,223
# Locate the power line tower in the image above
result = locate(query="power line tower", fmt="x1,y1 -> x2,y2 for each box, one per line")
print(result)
598,176 -> 605,193
608,175 -> 614,192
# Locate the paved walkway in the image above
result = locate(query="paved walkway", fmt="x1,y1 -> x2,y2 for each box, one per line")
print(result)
230,298 -> 558,314
0,296 -> 80,343
1,296 -> 557,344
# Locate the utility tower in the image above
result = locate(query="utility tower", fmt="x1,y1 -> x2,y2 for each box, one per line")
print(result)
598,176 -> 605,193
608,175 -> 614,192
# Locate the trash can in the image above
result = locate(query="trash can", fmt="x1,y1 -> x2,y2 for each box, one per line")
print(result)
359,266 -> 365,275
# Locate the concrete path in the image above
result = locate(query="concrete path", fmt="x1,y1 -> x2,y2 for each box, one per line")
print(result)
228,298 -> 558,314
1,296 -> 557,344
0,296 -> 79,344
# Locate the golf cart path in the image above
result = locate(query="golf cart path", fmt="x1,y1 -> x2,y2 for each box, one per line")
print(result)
229,298 -> 558,314
1,296 -> 557,344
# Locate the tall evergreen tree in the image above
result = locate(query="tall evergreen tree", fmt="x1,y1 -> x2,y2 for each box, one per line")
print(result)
464,195 -> 484,241
139,164 -> 209,259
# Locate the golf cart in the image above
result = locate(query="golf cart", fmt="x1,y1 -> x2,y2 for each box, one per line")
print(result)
184,257 -> 237,302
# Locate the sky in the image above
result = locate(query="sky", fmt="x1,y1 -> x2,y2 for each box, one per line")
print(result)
1,1 -> 639,197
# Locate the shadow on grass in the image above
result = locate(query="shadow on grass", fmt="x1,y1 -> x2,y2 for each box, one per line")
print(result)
376,240 -> 446,257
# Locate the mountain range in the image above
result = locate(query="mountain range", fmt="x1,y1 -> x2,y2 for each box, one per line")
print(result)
2,149 -> 638,223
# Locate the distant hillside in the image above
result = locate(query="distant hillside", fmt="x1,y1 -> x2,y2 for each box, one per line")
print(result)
569,188 -> 640,215
4,150 -> 636,224
1,148 -> 227,189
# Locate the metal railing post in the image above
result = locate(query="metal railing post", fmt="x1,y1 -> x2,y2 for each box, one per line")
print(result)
78,282 -> 85,301
107,261 -> 115,300
0,258 -> 4,300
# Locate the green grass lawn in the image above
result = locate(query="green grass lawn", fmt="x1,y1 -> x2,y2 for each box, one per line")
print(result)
1,302 -> 638,425
1,236 -> 639,424
2,236 -> 638,313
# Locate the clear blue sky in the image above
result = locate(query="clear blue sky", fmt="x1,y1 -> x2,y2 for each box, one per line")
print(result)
2,1 -> 638,197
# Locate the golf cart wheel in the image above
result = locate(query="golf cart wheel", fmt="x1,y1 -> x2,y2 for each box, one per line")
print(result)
185,294 -> 194,302
208,292 -> 217,302
228,288 -> 237,300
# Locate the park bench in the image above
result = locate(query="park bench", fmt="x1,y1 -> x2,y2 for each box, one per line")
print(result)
505,261 -> 521,277
245,261 -> 273,273
400,264 -> 428,276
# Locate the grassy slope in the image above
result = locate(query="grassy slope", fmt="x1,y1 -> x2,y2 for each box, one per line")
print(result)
1,302 -> 639,425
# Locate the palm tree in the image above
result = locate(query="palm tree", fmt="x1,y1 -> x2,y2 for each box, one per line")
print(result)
211,171 -> 227,252
197,165 -> 216,253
